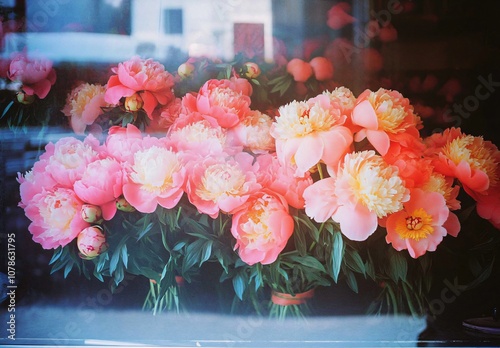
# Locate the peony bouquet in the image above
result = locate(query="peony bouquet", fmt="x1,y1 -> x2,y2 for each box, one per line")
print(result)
14,52 -> 500,318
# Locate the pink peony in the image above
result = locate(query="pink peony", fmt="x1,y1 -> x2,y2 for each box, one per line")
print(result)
7,51 -> 56,99
105,56 -> 175,119
231,191 -> 294,265
270,94 -> 353,176
44,135 -> 101,188
17,155 -> 56,208
73,158 -> 124,220
24,187 -> 89,249
105,124 -> 144,164
385,189 -> 459,258
122,139 -> 186,213
146,97 -> 182,134
304,150 -> 409,241
168,119 -> 235,157
181,78 -> 252,128
62,83 -> 111,134
228,110 -> 275,154
185,152 -> 261,218
255,153 -> 313,209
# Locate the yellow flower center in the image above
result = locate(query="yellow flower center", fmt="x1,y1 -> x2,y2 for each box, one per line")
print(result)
71,84 -> 107,118
340,151 -> 408,218
196,162 -> 246,202
131,146 -> 181,193
422,173 -> 457,209
273,100 -> 341,139
442,135 -> 498,187
395,208 -> 434,241
367,91 -> 409,134
240,196 -> 274,245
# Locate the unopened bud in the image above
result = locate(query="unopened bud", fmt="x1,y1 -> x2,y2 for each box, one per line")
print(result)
81,204 -> 103,224
243,62 -> 261,79
16,91 -> 35,105
77,226 -> 108,260
116,196 -> 136,212
177,62 -> 195,79
124,93 -> 143,112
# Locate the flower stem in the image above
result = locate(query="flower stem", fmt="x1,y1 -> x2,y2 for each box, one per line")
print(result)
317,163 -> 324,180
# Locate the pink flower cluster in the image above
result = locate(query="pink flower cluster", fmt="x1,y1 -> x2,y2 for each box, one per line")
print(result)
19,76 -> 310,265
20,68 -> 500,264
4,51 -> 56,99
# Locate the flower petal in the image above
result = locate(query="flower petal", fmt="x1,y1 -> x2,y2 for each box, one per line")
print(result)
352,100 -> 378,129
332,203 -> 378,241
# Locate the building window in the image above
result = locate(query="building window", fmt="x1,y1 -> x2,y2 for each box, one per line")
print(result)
164,9 -> 183,34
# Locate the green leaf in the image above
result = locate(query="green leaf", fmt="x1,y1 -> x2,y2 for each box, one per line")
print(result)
345,270 -> 358,293
200,240 -> 213,265
389,251 -> 408,282
1,100 -> 14,119
402,281 -> 418,317
114,262 -> 125,285
136,222 -> 154,240
49,247 -> 65,265
232,273 -> 246,300
293,229 -> 307,256
172,241 -> 187,252
121,244 -> 128,268
287,254 -> 326,273
182,239 -> 213,273
63,261 -> 74,278
331,230 -> 344,282
345,249 -> 366,276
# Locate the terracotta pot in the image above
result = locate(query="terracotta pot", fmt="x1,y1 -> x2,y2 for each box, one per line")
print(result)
271,288 -> 315,306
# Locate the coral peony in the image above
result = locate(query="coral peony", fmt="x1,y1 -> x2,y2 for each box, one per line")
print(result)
146,98 -> 182,133
352,88 -> 421,156
228,110 -> 275,154
386,189 -> 459,258
186,152 -> 261,218
255,153 -> 313,209
182,78 -> 252,128
271,94 -> 353,176
105,56 -> 175,119
7,52 -> 56,99
24,187 -> 89,249
426,130 -> 499,195
304,150 -> 409,241
231,191 -> 294,265
62,83 -> 110,134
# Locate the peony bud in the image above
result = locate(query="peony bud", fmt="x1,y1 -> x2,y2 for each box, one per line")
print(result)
116,196 -> 136,212
77,226 -> 108,260
81,204 -> 103,224
242,62 -> 261,79
177,62 -> 195,79
286,58 -> 313,82
124,93 -> 143,112
16,91 -> 35,105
